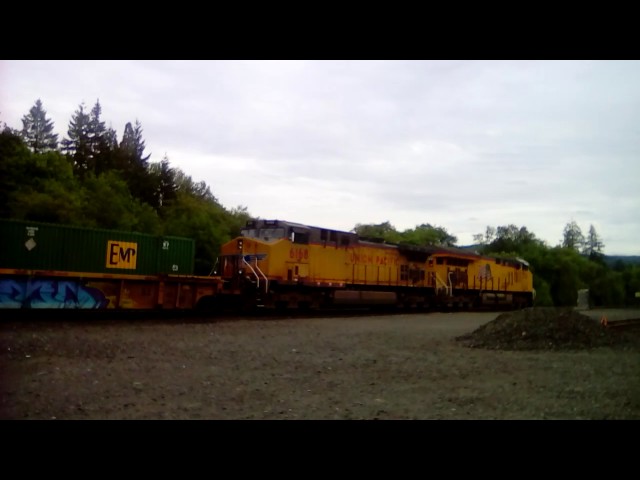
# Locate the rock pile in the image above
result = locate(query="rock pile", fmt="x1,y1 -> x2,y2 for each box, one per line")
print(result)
456,307 -> 640,351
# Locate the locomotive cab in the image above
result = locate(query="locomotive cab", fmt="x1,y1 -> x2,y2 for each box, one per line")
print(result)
219,219 -> 356,309
219,220 -> 312,296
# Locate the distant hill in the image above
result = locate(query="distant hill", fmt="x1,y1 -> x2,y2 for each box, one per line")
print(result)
604,255 -> 640,267
458,247 -> 640,267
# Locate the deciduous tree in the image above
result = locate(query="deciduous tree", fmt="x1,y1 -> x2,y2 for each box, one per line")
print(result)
473,226 -> 496,245
401,223 -> 457,247
352,221 -> 401,243
562,221 -> 584,251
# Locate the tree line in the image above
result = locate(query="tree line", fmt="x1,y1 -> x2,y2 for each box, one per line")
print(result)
470,222 -> 639,307
2,99 -> 639,305
349,219 -> 639,308
1,99 -> 250,275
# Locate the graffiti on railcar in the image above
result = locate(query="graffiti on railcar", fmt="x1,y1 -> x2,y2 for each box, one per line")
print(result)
0,279 -> 110,309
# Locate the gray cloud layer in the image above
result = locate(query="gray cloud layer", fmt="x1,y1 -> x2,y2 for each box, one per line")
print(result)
1,60 -> 638,254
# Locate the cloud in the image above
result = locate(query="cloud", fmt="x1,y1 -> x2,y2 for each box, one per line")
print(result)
1,60 -> 639,254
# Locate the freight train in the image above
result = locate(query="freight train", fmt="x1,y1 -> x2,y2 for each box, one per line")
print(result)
0,218 -> 534,311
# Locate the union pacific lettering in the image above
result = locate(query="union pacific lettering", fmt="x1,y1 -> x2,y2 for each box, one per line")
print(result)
350,252 -> 398,265
106,241 -> 138,269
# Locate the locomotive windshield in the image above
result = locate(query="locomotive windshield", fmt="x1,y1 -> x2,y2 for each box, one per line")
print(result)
241,227 -> 286,242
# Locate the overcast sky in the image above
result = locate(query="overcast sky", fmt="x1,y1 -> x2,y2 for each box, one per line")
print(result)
1,60 -> 639,255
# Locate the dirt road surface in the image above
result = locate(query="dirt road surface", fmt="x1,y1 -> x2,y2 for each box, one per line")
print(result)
1,310 -> 639,419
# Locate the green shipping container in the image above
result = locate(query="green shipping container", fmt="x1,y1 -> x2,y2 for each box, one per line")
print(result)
0,219 -> 195,276
157,236 -> 196,275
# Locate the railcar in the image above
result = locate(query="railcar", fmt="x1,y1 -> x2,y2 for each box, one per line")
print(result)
0,219 -> 223,310
424,247 -> 533,308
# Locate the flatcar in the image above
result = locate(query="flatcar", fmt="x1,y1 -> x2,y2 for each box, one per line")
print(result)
0,218 -> 223,310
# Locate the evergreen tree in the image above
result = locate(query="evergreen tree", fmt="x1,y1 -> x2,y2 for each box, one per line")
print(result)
61,103 -> 92,176
119,122 -> 137,158
157,156 -> 177,207
150,155 -> 178,210
20,99 -> 59,153
119,120 -> 150,164
132,120 -> 150,163
94,124 -> 119,175
583,224 -> 605,257
88,100 -> 108,173
105,125 -> 118,150
116,120 -> 154,202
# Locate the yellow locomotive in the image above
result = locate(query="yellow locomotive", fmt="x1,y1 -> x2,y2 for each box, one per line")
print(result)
219,219 -> 534,310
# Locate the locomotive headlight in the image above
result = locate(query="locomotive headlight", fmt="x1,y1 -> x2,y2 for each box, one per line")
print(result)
237,239 -> 243,251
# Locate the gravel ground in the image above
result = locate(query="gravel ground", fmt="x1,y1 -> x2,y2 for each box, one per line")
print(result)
1,309 -> 639,420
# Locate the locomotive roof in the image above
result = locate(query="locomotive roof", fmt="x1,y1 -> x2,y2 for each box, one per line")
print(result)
244,219 -> 529,266
397,243 -> 486,261
246,218 -> 350,233
244,219 -> 358,238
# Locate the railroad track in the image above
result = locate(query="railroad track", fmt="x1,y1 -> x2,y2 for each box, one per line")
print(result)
600,316 -> 640,329
0,305 -> 504,324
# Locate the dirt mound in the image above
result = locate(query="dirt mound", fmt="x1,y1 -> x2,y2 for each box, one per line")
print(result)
456,307 -> 640,351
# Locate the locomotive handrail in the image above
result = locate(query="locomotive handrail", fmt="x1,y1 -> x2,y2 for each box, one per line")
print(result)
435,273 -> 452,296
241,256 -> 269,294
254,261 -> 269,293
242,257 -> 261,288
